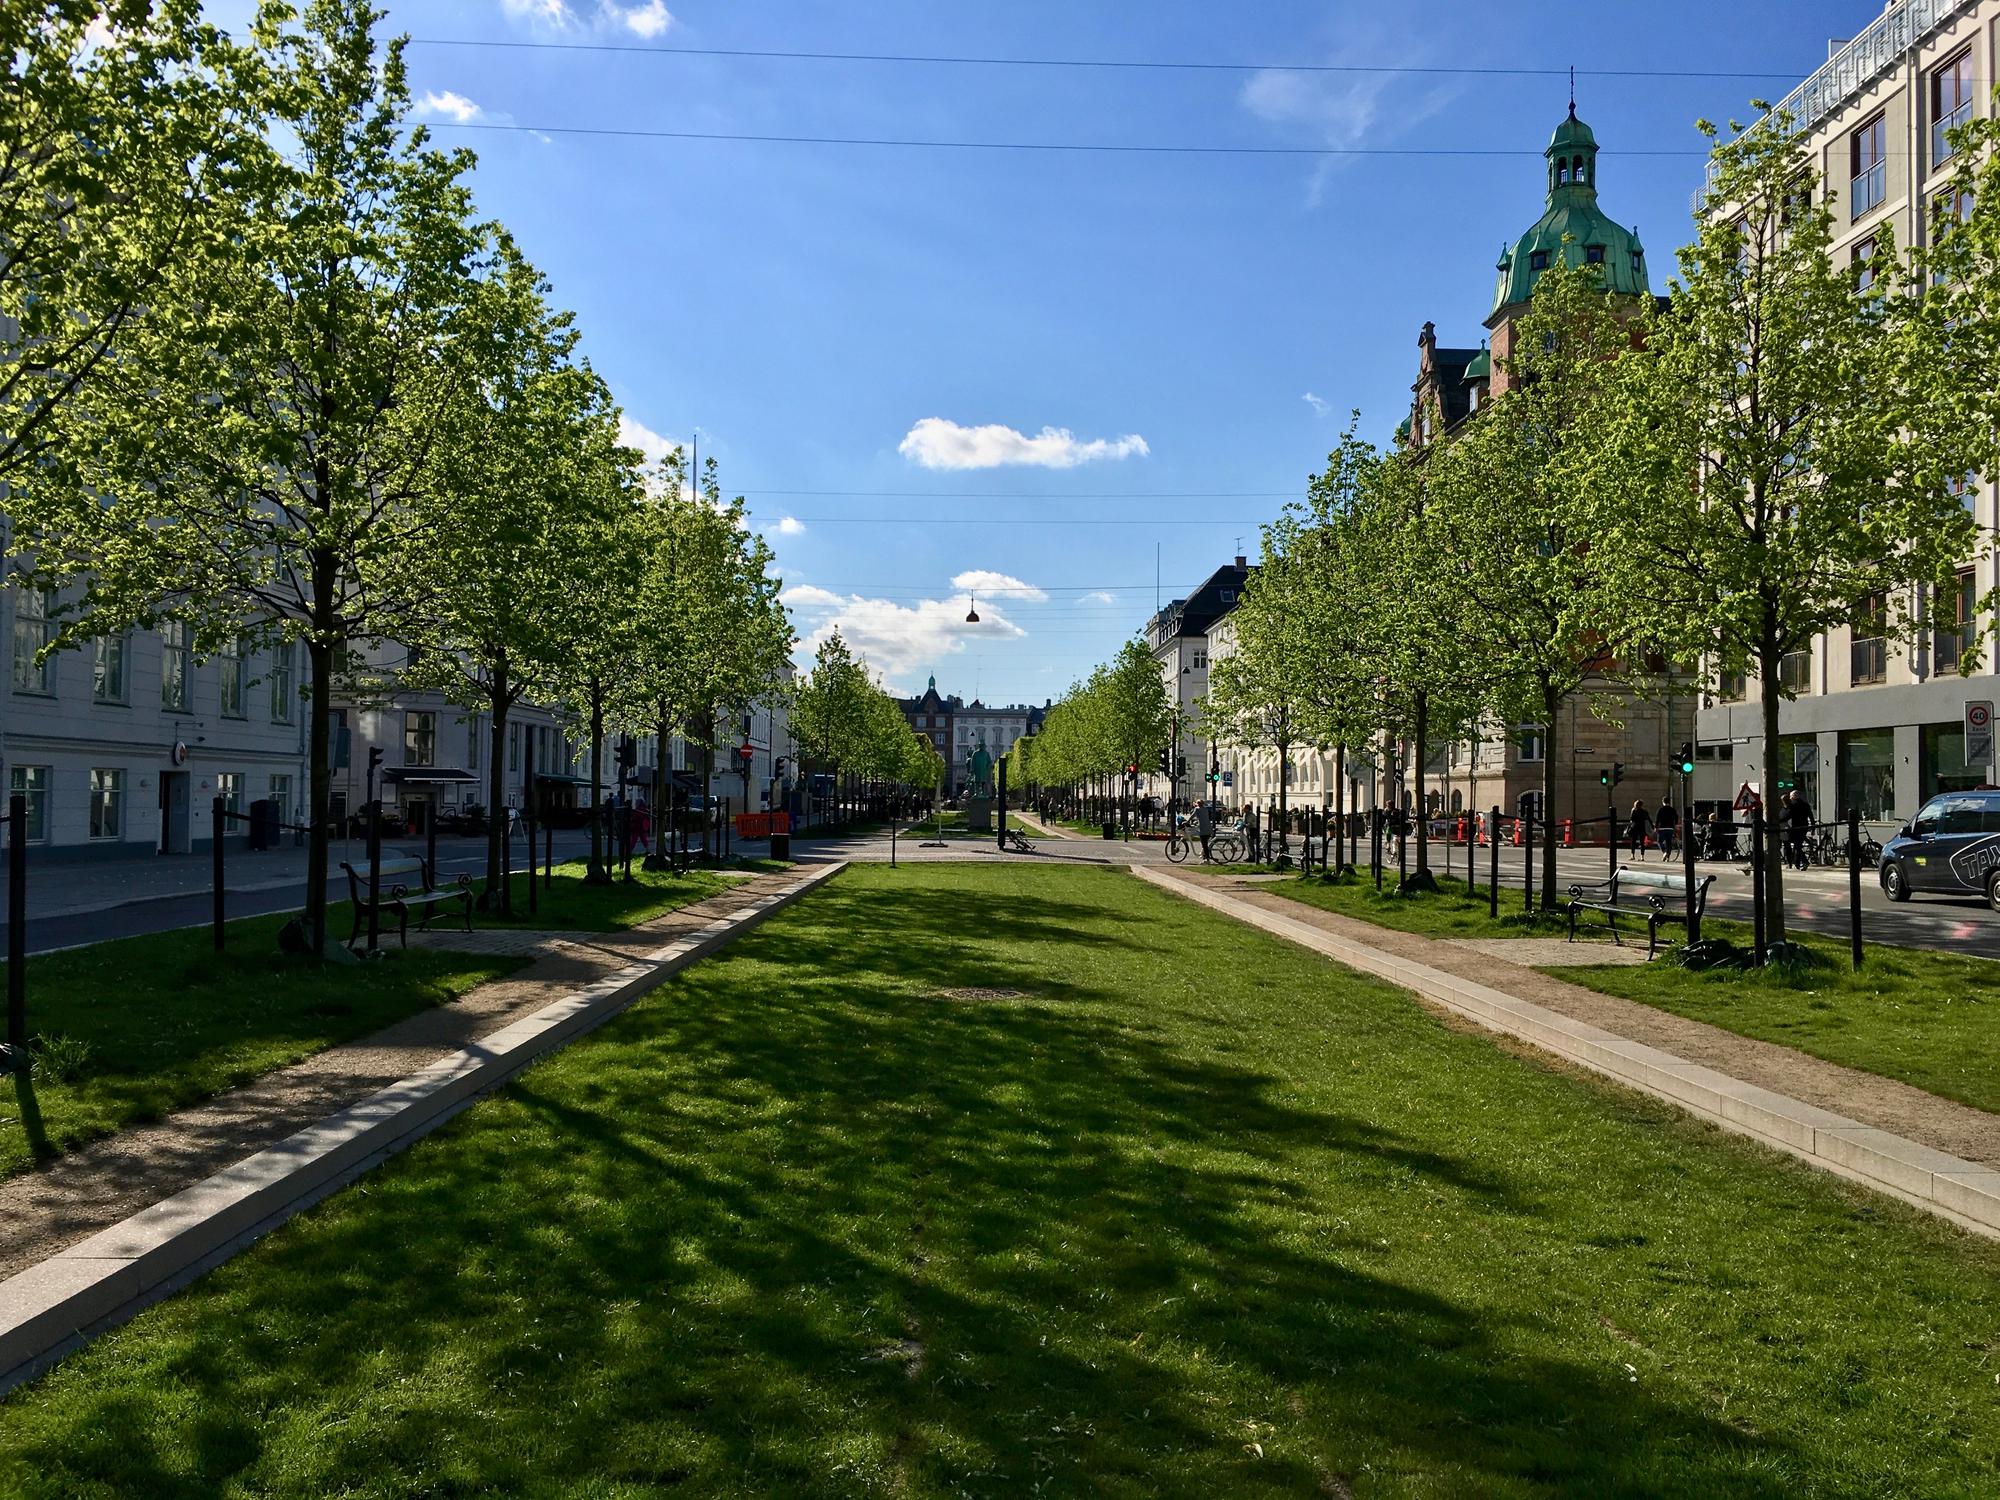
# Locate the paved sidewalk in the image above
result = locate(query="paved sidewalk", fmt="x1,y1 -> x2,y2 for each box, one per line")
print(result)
0,869 -> 800,1286
1140,866 -> 2000,1236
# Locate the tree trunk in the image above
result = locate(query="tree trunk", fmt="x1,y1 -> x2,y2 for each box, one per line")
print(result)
585,679 -> 607,884
477,653 -> 511,911
303,615 -> 335,957
647,714 -> 670,870
1277,717 -> 1290,857
1541,679 -> 1561,910
1759,636 -> 1787,942
1412,690 -> 1432,878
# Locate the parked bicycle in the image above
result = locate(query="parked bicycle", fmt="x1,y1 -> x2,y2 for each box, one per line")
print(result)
1165,813 -> 1246,865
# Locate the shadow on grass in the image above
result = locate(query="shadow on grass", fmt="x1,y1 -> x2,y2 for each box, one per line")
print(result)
8,868 -> 1797,1496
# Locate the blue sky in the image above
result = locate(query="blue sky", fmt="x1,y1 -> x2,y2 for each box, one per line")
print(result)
339,1 -> 1852,700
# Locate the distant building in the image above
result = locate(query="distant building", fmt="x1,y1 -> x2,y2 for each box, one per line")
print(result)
1143,556 -> 1249,808
898,676 -> 1041,794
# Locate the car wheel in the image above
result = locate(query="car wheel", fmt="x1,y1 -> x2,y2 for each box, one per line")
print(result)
1989,871 -> 2000,915
1882,861 -> 1911,903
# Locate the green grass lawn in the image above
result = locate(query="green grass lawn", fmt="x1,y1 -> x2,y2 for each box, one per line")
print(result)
1566,936 -> 2000,1115
476,860 -> 739,931
6,865 -> 1999,1496
1,915 -> 519,1177
1269,871 -> 1571,939
1261,875 -> 2000,1114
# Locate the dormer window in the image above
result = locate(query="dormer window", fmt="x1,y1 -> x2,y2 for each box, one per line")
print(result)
1585,244 -> 1605,264
1529,250 -> 1550,272
1631,250 -> 1643,273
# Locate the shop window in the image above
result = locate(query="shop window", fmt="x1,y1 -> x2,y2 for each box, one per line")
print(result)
1838,729 -> 1897,822
1921,724 -> 1987,798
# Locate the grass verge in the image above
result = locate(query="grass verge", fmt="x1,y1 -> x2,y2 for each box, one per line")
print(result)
4,864 -> 1998,1495
1260,873 -> 2000,1114
0,915 -> 520,1177
476,860 -> 739,931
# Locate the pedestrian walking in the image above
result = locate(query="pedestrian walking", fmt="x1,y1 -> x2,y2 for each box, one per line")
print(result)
1193,798 -> 1216,862
1655,796 -> 1678,860
1626,799 -> 1650,857
631,796 -> 652,856
1783,788 -> 1812,870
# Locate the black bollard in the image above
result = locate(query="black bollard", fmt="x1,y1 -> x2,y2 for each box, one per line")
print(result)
1523,804 -> 1535,914
7,794 -> 25,1066
1751,809 -> 1767,966
366,798 -> 382,953
1847,805 -> 1864,969
211,796 -> 226,953
1683,795 -> 1699,944
1488,805 -> 1501,920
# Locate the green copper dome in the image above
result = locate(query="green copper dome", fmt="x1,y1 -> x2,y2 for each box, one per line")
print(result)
1490,107 -> 1649,320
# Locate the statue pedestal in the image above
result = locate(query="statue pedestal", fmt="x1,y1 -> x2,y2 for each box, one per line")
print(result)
965,795 -> 993,833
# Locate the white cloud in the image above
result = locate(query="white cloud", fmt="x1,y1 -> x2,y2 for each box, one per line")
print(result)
788,580 -> 1027,686
1082,590 -> 1118,606
1240,32 -> 1459,208
950,569 -> 1046,602
1302,391 -> 1331,416
413,90 -> 482,124
617,411 -> 679,471
899,418 -> 1149,471
607,0 -> 673,37
781,584 -> 844,609
501,0 -> 578,24
767,515 -> 807,537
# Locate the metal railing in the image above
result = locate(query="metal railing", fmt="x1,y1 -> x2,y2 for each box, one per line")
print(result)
1694,0 -> 1962,212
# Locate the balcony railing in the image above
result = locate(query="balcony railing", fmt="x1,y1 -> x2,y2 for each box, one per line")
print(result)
1695,0 -> 1961,212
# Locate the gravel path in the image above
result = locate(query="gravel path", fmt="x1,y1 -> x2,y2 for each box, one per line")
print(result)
0,872 -> 802,1283
1167,869 -> 2000,1169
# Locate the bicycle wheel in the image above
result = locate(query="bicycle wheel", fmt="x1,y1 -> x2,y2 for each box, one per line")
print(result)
1210,833 -> 1245,864
1166,834 -> 1189,864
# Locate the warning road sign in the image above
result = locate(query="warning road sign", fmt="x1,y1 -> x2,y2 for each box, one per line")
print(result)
1732,781 -> 1761,812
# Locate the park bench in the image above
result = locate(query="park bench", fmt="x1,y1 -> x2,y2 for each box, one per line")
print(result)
340,855 -> 473,950
1565,865 -> 1715,958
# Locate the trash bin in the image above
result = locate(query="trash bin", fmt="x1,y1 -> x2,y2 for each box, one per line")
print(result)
1101,821 -> 1117,840
247,798 -> 279,851
770,832 -> 791,861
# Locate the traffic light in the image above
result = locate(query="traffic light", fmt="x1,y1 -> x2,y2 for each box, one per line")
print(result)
1599,762 -> 1627,789
1125,761 -> 1138,777
1677,742 -> 1695,777
1156,747 -> 1171,775
1177,756 -> 1187,778
1599,768 -> 1610,788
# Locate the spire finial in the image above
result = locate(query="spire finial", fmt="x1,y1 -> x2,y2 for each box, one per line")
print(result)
1568,66 -> 1576,118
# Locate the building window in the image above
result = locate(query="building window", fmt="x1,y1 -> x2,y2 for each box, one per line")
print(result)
1514,726 -> 1546,763
1630,249 -> 1643,275
92,633 -> 127,703
1850,113 -> 1886,218
1218,591 -> 1235,604
88,768 -> 123,840
1838,728 -> 1896,821
508,721 -> 521,773
216,771 -> 243,815
468,714 -> 482,770
219,636 -> 247,718
1850,594 -> 1887,685
1934,570 -> 1977,674
269,773 -> 293,818
161,620 -> 189,712
1948,471 -> 1978,517
8,766 -> 49,842
1584,244 -> 1605,264
1932,48 -> 1974,167
1529,249 -> 1550,272
10,585 -> 56,694
269,640 -> 293,722
1192,651 -> 1208,669
405,710 -> 437,767
1778,648 -> 1813,694
1852,236 -> 1877,297
1716,669 -> 1747,704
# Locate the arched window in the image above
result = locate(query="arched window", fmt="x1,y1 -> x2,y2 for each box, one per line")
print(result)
1556,161 -> 1569,184
1573,155 -> 1586,182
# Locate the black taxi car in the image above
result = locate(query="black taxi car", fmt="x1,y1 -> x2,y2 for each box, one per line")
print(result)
1879,789 -> 2000,910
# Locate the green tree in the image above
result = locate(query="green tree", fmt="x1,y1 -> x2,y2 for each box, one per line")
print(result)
9,0 -> 491,953
1429,254 -> 1636,905
0,1 -> 245,482
1581,108 -> 1985,940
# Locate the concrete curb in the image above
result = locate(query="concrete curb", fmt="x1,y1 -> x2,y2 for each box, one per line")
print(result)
1132,866 -> 2000,1240
0,861 -> 846,1392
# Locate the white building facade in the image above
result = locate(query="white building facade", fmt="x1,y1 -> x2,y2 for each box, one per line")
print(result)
1693,0 -> 2000,831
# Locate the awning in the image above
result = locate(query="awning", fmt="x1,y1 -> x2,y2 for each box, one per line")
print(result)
533,772 -> 589,786
383,767 -> 478,784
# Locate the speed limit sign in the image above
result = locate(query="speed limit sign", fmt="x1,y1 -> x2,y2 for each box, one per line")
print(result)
1968,700 -> 1994,765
